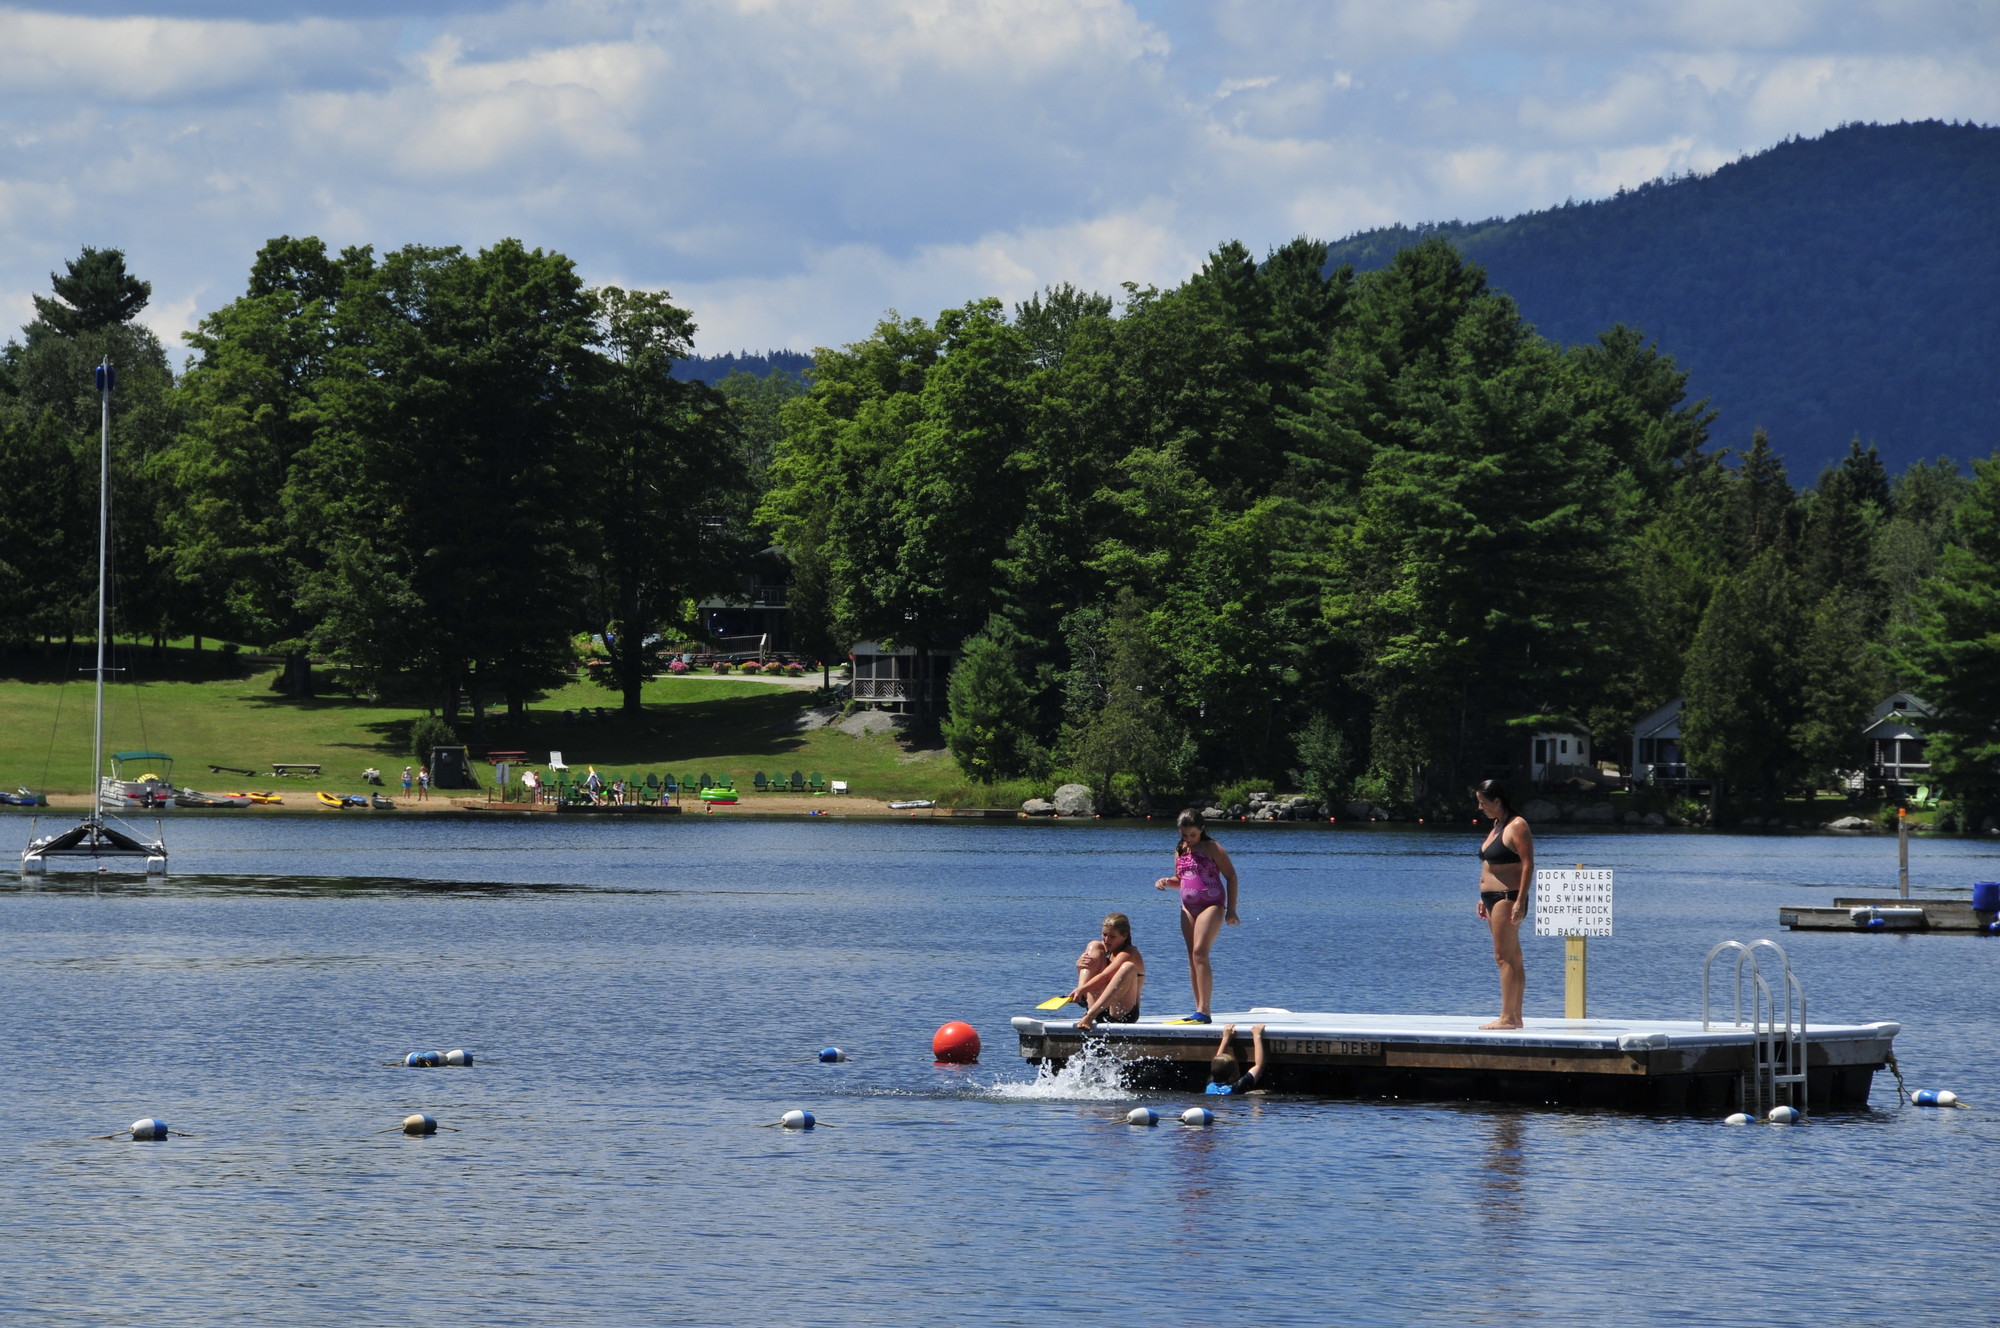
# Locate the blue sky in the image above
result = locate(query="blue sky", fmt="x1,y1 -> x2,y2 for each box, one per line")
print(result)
2,1 -> 1994,357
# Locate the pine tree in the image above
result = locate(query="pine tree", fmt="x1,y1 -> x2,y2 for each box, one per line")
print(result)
1897,456 -> 2000,808
31,247 -> 151,337
942,614 -> 1043,783
1682,546 -> 1809,807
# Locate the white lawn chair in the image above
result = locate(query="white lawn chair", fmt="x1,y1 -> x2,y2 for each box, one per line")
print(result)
830,780 -> 849,795
549,751 -> 570,773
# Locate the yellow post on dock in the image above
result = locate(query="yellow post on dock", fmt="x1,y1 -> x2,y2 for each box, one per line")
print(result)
1536,862 -> 1608,1020
1565,936 -> 1587,1018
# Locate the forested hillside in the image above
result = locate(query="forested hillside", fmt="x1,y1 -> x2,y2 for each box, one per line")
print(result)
1323,121 -> 2000,477
6,221 -> 2000,824
760,236 -> 2000,823
672,350 -> 812,384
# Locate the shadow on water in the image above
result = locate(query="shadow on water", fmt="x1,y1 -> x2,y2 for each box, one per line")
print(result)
1,873 -> 619,898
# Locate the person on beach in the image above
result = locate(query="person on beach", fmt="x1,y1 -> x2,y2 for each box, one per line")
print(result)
1474,778 -> 1534,1030
1071,912 -> 1144,1031
1205,1022 -> 1268,1094
416,767 -> 430,801
1154,808 -> 1238,1024
401,766 -> 413,798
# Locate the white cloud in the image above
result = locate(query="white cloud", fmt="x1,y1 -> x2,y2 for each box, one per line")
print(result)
0,0 -> 1992,357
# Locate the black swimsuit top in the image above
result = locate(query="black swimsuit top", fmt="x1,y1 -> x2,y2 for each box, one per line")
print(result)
1479,814 -> 1522,865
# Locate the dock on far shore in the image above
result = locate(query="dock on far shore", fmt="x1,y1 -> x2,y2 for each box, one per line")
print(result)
1014,1010 -> 1899,1115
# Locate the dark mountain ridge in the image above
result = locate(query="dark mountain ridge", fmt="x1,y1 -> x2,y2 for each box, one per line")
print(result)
1324,120 -> 2000,477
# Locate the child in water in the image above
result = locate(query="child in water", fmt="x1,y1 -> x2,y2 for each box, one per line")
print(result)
1204,1023 -> 1267,1095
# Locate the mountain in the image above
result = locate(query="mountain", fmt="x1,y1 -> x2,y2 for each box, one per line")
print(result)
1323,120 -> 2000,478
671,349 -> 812,384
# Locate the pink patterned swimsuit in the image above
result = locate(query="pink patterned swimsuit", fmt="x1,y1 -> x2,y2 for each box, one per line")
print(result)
1176,848 -> 1226,915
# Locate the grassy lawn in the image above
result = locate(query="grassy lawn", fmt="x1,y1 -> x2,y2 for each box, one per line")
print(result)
0,649 -> 983,801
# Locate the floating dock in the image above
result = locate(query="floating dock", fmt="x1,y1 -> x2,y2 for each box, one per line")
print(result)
1781,897 -> 1995,933
1012,1010 -> 1899,1113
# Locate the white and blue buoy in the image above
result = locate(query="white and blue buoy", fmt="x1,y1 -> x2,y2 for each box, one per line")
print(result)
817,1047 -> 846,1063
1180,1106 -> 1214,1127
1767,1105 -> 1802,1125
1913,1089 -> 1959,1107
1724,1113 -> 1753,1125
443,1049 -> 473,1067
780,1109 -> 816,1130
129,1117 -> 171,1141
1126,1107 -> 1158,1127
405,1050 -> 443,1068
402,1113 -> 438,1136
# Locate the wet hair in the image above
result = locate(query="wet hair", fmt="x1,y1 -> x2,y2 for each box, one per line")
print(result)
1209,1053 -> 1240,1084
1101,912 -> 1130,941
1475,779 -> 1514,817
1176,808 -> 1213,847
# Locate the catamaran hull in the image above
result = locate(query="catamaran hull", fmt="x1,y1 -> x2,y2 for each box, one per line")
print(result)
22,820 -> 167,875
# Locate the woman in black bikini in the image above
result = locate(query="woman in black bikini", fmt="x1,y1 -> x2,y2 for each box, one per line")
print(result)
1474,779 -> 1533,1030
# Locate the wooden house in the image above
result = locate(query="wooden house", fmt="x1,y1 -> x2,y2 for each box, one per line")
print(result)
1629,698 -> 1688,785
1857,693 -> 1934,793
848,641 -> 957,713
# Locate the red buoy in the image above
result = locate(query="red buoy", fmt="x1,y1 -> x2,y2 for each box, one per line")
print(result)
932,1021 -> 981,1064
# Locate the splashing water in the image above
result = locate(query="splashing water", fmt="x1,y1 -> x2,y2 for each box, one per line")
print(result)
982,1039 -> 1135,1101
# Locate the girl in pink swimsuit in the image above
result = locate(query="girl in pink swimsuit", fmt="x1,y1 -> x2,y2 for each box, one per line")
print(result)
1153,808 -> 1239,1023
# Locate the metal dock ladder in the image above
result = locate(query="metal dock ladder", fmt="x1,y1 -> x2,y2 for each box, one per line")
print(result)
1703,939 -> 1808,1115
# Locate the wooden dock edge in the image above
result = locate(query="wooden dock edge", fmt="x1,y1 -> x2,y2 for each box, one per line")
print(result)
1782,897 -> 1997,933
1016,1024 -> 1892,1114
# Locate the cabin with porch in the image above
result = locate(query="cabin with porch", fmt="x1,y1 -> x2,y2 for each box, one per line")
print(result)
847,641 -> 957,714
1630,698 -> 1689,785
1857,693 -> 1933,794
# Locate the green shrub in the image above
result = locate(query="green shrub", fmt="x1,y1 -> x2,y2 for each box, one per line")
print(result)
410,715 -> 459,765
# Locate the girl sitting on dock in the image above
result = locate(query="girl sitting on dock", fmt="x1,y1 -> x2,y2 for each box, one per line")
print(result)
1154,809 -> 1238,1025
1474,779 -> 1534,1030
1071,912 -> 1144,1030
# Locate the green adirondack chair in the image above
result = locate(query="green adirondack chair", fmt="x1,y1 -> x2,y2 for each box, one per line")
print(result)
753,772 -> 769,793
789,770 -> 806,792
808,771 -> 826,794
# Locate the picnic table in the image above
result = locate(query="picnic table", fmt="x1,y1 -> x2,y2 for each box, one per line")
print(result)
486,751 -> 528,765
271,763 -> 321,777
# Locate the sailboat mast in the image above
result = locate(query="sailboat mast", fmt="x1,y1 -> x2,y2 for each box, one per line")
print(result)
92,359 -> 112,828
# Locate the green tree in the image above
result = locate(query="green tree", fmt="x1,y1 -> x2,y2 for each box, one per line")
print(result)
1682,546 -> 1809,806
0,409 -> 82,644
1070,591 -> 1192,809
1291,711 -> 1355,804
161,236 -> 353,693
1875,458 -> 1966,635
1,247 -> 179,651
1897,456 -> 2000,808
942,613 -> 1042,782
299,240 -> 596,727
32,247 -> 152,337
1792,586 -> 1882,789
585,286 -> 750,715
714,366 -> 807,498
1319,260 -> 1634,805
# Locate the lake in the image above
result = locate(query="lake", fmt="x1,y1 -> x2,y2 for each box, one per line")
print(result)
3,815 -> 1996,1326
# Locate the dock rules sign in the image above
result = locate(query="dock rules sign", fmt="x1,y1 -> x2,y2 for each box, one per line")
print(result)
1535,869 -> 1614,938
